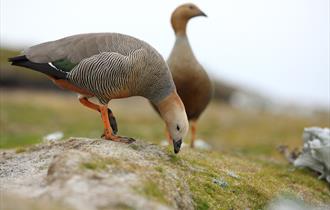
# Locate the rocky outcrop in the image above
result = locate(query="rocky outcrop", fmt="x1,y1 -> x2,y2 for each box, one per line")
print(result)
1,137 -> 329,210
0,138 -> 194,210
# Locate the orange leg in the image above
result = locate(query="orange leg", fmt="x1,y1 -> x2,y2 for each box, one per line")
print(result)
79,97 -> 100,112
79,97 -> 118,134
190,120 -> 197,148
99,105 -> 116,140
78,97 -> 132,143
99,105 -> 134,143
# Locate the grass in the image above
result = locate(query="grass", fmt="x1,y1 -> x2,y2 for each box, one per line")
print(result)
172,149 -> 330,209
141,181 -> 168,204
81,160 -> 108,171
0,48 -> 50,81
0,89 -> 165,148
15,147 -> 26,153
1,89 -> 328,158
0,89 -> 329,209
80,155 -> 122,171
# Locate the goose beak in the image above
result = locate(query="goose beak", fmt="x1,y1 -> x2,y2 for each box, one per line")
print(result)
198,11 -> 207,17
173,139 -> 182,154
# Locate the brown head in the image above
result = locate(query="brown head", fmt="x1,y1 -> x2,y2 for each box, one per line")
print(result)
171,3 -> 207,36
155,90 -> 189,153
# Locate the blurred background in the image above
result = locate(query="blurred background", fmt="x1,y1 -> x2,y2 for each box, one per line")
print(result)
0,0 -> 329,160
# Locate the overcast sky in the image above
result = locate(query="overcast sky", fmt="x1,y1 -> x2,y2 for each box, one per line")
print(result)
1,0 -> 329,108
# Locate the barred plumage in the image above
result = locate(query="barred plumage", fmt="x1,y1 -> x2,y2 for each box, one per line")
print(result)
68,50 -> 142,104
20,33 -> 175,104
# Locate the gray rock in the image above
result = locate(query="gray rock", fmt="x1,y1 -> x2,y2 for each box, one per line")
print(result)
0,138 -> 194,210
267,197 -> 330,210
212,178 -> 228,188
227,171 -> 240,179
293,127 -> 330,183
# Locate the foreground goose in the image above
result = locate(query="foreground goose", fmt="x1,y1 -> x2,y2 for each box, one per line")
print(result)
9,33 -> 188,153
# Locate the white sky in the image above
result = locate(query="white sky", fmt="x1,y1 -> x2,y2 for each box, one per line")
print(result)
1,0 -> 329,108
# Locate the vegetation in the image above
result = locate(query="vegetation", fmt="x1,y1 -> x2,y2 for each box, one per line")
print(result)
0,48 -> 59,89
0,88 -> 329,209
1,90 -> 328,156
176,150 -> 330,209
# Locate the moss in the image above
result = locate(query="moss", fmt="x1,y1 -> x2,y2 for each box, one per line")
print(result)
15,147 -> 26,153
129,143 -> 140,151
154,166 -> 164,173
107,203 -> 134,210
173,150 -> 330,209
80,157 -> 120,171
166,152 -> 181,165
81,162 -> 104,170
141,181 -> 168,204
194,197 -> 210,210
233,185 -> 268,208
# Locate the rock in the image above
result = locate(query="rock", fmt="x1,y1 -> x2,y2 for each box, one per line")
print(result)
212,178 -> 228,188
43,131 -> 64,142
293,127 -> 330,183
0,138 -> 194,210
194,139 -> 212,150
267,196 -> 330,210
1,136 -> 329,209
227,171 -> 240,179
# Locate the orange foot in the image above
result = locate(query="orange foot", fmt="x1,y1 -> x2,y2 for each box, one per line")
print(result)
101,132 -> 135,144
100,105 -> 135,144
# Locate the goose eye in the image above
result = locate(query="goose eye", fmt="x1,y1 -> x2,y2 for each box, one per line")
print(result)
189,6 -> 194,9
176,125 -> 180,131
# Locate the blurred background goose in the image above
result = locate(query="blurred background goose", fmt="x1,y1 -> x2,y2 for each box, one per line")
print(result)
167,3 -> 212,147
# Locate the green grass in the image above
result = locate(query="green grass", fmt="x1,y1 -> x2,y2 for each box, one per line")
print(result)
81,160 -> 108,171
15,147 -> 27,153
141,181 -> 169,204
1,89 -> 329,157
0,90 -> 167,148
1,89 -> 329,208
80,155 -> 122,171
0,48 -> 49,81
171,150 -> 330,209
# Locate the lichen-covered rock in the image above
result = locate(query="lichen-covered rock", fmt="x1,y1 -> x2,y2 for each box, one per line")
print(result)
293,127 -> 330,183
0,138 -> 194,210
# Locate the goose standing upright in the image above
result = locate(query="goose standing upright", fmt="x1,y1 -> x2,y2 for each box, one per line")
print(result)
168,3 -> 212,148
9,33 -> 188,153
